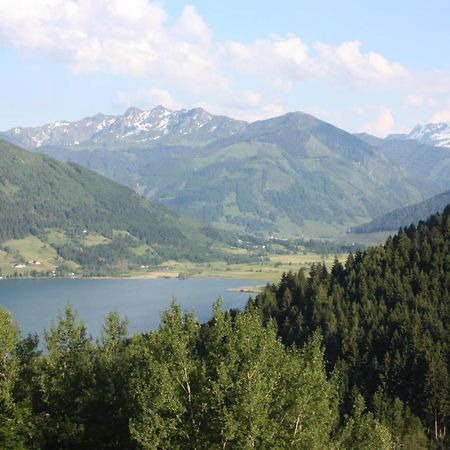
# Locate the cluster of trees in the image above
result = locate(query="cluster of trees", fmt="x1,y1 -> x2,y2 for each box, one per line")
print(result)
1,302 -> 398,449
251,205 -> 450,447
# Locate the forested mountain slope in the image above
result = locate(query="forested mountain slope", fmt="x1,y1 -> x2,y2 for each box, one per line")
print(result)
354,189 -> 450,233
252,206 -> 450,446
0,140 -> 231,274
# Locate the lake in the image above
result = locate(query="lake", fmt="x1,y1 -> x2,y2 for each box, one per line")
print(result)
0,278 -> 266,341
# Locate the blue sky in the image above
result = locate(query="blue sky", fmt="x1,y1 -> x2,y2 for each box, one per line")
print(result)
1,0 -> 449,136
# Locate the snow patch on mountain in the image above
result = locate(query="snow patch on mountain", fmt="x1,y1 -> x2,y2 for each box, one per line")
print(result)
4,106 -> 247,149
407,123 -> 450,148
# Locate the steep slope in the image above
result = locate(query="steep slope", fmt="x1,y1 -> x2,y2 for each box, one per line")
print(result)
129,112 -> 424,236
4,108 -> 427,237
357,133 -> 450,194
353,189 -> 450,233
0,140 -> 231,275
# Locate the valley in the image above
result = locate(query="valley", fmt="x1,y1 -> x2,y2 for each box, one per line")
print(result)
2,108 -> 448,281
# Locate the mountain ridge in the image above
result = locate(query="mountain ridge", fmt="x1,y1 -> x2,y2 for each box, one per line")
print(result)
383,122 -> 450,148
3,107 -> 440,237
4,106 -> 248,149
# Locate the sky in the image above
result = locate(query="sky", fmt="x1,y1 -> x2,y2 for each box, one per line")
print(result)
0,0 -> 449,136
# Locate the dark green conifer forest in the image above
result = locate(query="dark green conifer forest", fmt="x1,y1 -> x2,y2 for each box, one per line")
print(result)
252,205 -> 450,448
0,206 -> 449,449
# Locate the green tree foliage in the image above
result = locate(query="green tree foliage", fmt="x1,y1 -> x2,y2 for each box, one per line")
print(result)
130,301 -> 202,449
0,301 -> 393,449
0,307 -> 30,449
36,306 -> 94,449
338,395 -> 395,450
250,206 -> 450,446
88,312 -> 135,449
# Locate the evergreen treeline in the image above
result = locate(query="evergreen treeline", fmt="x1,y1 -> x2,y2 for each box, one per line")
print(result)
251,205 -> 450,447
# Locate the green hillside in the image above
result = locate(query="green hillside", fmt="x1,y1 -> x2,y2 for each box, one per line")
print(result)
155,113 -> 424,236
44,112 -> 425,238
356,134 -> 450,194
353,189 -> 450,233
0,140 -> 231,276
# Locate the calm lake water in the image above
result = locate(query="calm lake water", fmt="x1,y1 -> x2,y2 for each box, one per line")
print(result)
0,278 -> 266,340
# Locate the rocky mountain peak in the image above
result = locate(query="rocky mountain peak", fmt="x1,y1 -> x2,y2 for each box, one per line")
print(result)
3,106 -> 245,148
407,122 -> 450,148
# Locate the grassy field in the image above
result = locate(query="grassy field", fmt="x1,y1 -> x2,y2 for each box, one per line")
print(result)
82,233 -> 111,247
0,236 -> 58,276
156,251 -> 346,282
0,231 -> 348,282
0,235 -> 81,277
46,230 -> 69,247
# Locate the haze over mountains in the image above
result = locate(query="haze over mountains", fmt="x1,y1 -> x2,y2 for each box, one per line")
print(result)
3,106 -> 450,237
6,106 -> 450,150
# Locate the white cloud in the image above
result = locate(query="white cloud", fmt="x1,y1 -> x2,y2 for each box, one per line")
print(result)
0,0 -> 227,94
431,110 -> 450,123
405,95 -> 440,109
1,1 -> 449,130
173,5 -> 211,45
223,36 -> 409,91
351,106 -> 365,116
363,106 -> 395,137
0,3 -> 410,96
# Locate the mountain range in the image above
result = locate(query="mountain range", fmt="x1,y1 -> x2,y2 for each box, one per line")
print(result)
5,106 -> 450,150
3,107 -> 450,237
402,122 -> 450,148
3,106 -> 246,148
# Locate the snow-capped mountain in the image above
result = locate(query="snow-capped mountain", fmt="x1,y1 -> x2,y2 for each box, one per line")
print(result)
406,122 -> 450,148
4,106 -> 247,149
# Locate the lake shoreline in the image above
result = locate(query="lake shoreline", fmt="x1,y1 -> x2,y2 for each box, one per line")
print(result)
0,272 -> 272,282
0,273 -> 269,297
